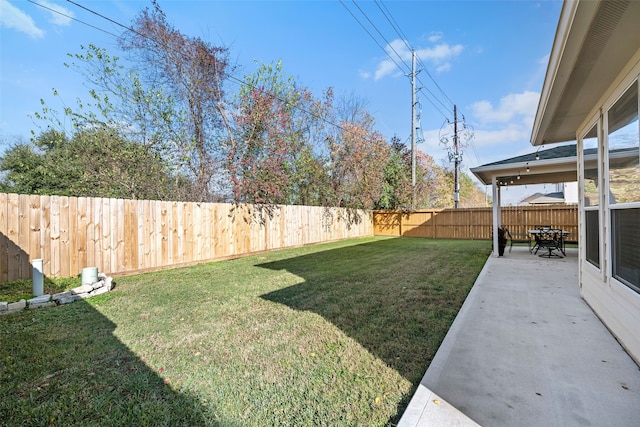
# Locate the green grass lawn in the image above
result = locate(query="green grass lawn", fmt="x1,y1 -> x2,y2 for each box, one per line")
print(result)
0,236 -> 490,426
0,276 -> 81,303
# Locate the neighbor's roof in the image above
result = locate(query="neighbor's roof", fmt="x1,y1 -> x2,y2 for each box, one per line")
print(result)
521,192 -> 565,205
531,0 -> 640,146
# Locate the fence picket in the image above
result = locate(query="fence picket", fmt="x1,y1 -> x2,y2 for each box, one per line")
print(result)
0,194 -> 7,282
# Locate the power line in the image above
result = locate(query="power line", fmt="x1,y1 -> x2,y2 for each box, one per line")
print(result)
66,0 -> 131,33
338,0 -> 410,76
374,0 -> 413,54
341,1 -> 452,122
349,1 -> 456,121
373,0 -> 456,110
26,0 -> 119,38
415,56 -> 455,109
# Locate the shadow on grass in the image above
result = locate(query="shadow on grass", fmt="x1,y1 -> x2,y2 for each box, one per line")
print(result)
0,297 -> 218,426
258,237 -> 489,423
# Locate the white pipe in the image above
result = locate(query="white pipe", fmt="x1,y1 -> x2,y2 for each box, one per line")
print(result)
32,259 -> 44,296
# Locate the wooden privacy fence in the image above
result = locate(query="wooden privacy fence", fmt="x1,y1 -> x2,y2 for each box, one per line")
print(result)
0,193 -> 373,281
373,206 -> 579,241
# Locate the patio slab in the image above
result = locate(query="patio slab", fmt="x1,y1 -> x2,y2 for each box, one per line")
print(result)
398,246 -> 640,427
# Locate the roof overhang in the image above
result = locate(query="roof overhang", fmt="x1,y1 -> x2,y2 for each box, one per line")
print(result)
531,0 -> 640,146
471,153 -> 588,187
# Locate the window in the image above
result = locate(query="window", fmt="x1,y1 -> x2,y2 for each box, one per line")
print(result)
608,81 -> 640,204
585,210 -> 600,268
608,81 -> 639,292
612,209 -> 640,292
582,125 -> 599,268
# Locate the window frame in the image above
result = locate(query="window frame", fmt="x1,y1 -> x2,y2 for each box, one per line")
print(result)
605,79 -> 640,293
579,122 -> 602,272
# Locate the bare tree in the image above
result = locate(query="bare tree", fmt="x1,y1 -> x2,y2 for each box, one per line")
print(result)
120,0 -> 232,201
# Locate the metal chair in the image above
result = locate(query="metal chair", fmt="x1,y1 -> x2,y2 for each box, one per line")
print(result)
536,228 -> 563,258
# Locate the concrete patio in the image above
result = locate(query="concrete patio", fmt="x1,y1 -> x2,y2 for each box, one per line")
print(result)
398,246 -> 640,427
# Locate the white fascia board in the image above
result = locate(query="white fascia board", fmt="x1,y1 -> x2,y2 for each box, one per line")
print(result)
531,0 -> 601,146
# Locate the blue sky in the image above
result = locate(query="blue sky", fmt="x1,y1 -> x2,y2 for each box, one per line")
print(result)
0,0 -> 565,204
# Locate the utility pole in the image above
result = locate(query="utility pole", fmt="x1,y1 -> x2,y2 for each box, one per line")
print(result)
411,50 -> 417,209
453,104 -> 460,209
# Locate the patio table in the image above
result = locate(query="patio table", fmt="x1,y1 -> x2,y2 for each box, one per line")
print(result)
528,229 -> 570,258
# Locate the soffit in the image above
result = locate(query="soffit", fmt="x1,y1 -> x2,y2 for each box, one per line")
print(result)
532,0 -> 640,146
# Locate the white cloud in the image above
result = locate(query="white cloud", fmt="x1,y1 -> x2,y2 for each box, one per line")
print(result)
374,57 -> 399,80
416,43 -> 464,64
469,91 -> 540,124
40,0 -> 74,26
0,0 -> 45,38
471,126 -> 532,148
428,32 -> 443,43
370,37 -> 464,81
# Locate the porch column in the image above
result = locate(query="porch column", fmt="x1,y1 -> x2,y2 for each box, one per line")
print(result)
492,176 -> 501,257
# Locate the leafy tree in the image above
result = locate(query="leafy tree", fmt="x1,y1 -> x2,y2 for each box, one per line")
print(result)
431,165 -> 488,208
38,1 -> 232,202
376,136 -> 412,210
229,62 -> 340,207
415,151 -> 449,208
326,118 -> 390,210
0,143 -> 48,194
227,61 -> 299,204
0,128 -> 178,199
0,130 -> 74,195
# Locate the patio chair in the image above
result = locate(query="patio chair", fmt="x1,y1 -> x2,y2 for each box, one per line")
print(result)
531,226 -> 552,254
536,228 -> 563,258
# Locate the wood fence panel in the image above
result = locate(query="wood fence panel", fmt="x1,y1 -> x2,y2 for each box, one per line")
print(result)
18,196 -> 31,278
150,200 -> 158,269
156,200 -> 165,268
242,205 -> 252,254
76,197 -> 88,273
114,198 -> 126,273
49,196 -> 61,278
59,197 -> 71,278
0,194 -> 8,282
373,211 -> 402,236
214,203 -> 227,258
203,203 -> 213,259
270,206 -> 283,250
91,198 -> 101,274
39,196 -> 51,277
183,202 -> 193,263
1,194 -> 373,281
124,199 -> 137,272
372,206 -> 578,242
203,203 -> 212,260
85,198 -> 95,271
100,198 -> 111,274
68,197 -> 79,277
28,195 -> 42,269
7,194 -> 20,281
167,201 -> 177,266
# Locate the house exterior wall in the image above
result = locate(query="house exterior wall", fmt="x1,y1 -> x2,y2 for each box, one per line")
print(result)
581,265 -> 640,364
577,50 -> 640,364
